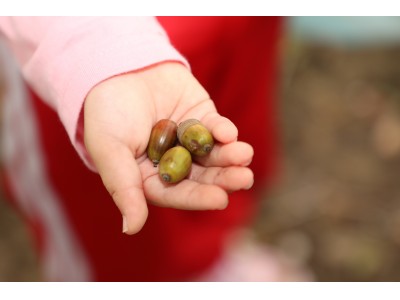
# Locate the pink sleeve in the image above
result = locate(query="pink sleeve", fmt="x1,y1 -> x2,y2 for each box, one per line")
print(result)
0,16 -> 189,170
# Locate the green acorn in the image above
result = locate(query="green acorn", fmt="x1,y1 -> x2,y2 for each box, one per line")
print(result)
159,146 -> 192,184
177,119 -> 214,156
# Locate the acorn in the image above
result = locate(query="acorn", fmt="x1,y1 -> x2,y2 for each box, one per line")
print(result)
177,119 -> 214,156
147,119 -> 178,167
159,146 -> 192,184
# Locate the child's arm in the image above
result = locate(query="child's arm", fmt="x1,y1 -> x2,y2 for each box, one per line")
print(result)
0,16 -> 189,168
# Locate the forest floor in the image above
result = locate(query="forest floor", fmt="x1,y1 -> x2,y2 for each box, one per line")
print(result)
254,35 -> 400,281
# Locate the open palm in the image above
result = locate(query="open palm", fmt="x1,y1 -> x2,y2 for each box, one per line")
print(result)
84,62 -> 254,234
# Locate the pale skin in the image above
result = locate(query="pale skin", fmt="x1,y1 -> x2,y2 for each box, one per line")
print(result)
84,62 -> 254,235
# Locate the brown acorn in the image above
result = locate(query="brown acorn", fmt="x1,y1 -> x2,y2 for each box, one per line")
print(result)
147,119 -> 178,167
177,119 -> 214,156
159,146 -> 192,184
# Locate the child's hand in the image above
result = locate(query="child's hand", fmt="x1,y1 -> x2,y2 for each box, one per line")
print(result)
84,62 -> 254,234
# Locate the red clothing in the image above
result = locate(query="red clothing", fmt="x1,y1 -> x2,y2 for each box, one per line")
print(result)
1,17 -> 281,281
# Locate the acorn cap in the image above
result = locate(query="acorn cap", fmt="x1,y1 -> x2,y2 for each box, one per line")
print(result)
177,119 -> 201,141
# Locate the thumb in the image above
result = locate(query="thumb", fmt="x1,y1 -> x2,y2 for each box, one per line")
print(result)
87,138 -> 149,235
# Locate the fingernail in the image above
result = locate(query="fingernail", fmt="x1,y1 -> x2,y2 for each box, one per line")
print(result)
122,215 -> 128,233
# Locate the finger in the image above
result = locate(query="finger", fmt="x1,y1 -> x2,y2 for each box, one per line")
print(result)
175,99 -> 238,143
188,164 -> 254,192
194,141 -> 254,167
143,174 -> 229,210
89,140 -> 149,235
201,112 -> 239,144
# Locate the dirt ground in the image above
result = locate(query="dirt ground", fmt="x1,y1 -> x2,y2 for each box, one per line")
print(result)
253,34 -> 400,282
1,30 -> 400,281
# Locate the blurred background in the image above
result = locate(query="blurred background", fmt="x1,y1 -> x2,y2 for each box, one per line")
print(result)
1,16 -> 400,281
